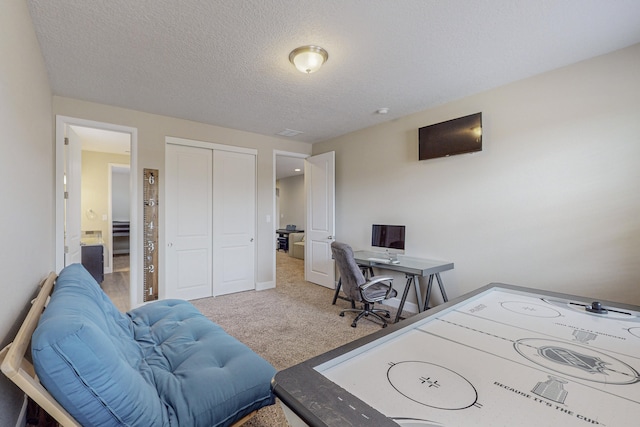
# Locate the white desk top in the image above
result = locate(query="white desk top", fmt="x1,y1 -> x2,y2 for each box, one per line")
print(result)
353,250 -> 453,277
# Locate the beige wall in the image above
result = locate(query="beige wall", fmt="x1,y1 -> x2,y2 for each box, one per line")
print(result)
277,174 -> 305,230
314,43 -> 640,307
54,97 -> 312,301
0,1 -> 53,423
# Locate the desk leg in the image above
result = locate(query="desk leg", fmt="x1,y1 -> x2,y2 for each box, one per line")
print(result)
332,278 -> 342,305
394,275 -> 414,324
332,278 -> 356,308
424,273 -> 448,310
423,274 -> 435,310
413,275 -> 423,314
333,265 -> 371,305
436,272 -> 449,302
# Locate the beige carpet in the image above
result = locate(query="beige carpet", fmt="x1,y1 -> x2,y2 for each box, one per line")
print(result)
191,251 -> 398,426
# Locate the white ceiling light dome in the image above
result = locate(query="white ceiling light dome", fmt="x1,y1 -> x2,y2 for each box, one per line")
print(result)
289,45 -> 329,74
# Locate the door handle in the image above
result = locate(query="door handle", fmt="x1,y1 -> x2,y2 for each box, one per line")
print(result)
327,235 -> 334,240
250,238 -> 254,242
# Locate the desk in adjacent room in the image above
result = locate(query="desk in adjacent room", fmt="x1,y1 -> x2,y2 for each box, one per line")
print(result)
333,251 -> 454,323
276,229 -> 303,252
274,284 -> 640,426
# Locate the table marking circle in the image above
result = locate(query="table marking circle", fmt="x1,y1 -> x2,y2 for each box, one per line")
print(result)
627,327 -> 640,339
387,361 -> 478,410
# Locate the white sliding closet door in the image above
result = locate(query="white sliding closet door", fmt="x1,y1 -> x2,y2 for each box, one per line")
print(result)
165,144 -> 213,300
213,150 -> 256,296
165,137 -> 256,299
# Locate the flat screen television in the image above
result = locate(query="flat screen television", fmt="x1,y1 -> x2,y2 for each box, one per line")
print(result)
418,112 -> 482,160
371,224 -> 405,256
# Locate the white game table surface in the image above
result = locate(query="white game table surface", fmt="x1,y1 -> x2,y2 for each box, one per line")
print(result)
272,283 -> 640,426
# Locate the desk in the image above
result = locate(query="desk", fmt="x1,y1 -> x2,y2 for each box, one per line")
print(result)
276,229 -> 303,252
333,251 -> 453,323
274,284 -> 640,426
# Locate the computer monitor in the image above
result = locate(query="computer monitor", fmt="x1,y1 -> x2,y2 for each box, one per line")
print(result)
371,224 -> 405,259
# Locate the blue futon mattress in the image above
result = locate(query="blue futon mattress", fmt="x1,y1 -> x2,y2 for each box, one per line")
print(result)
32,264 -> 276,426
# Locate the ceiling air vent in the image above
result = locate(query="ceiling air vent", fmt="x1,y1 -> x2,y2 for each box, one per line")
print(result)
277,128 -> 304,137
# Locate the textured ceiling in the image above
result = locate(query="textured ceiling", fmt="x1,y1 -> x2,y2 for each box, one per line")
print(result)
28,0 -> 640,144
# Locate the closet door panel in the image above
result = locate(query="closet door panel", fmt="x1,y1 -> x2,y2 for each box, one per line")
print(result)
213,150 -> 256,296
165,144 -> 213,300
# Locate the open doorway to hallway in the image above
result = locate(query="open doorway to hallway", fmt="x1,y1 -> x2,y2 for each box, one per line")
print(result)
274,150 -> 336,290
275,154 -> 306,278
73,125 -> 131,310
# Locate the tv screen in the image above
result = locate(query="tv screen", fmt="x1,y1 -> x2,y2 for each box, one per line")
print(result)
418,112 -> 482,160
371,224 -> 405,251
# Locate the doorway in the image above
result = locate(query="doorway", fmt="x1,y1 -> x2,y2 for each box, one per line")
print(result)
274,152 -> 307,281
273,151 -> 336,289
55,116 -> 138,310
107,163 -> 131,311
109,163 -> 131,274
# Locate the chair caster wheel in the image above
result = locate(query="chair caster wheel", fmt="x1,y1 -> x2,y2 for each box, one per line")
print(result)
382,323 -> 388,328
385,313 -> 390,318
351,322 -> 357,328
339,313 -> 345,317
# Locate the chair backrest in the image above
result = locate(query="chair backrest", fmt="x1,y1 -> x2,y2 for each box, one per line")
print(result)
331,242 -> 366,302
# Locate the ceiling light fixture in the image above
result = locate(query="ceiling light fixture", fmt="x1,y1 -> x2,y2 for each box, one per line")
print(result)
289,45 -> 328,74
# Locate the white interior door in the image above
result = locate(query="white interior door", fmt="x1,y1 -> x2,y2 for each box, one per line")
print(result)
64,126 -> 82,266
213,150 -> 256,296
165,144 -> 213,300
305,151 -> 335,288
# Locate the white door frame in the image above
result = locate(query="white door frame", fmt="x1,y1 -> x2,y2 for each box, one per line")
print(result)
64,126 -> 82,267
55,115 -> 139,308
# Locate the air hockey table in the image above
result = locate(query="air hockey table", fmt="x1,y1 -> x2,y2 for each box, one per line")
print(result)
272,283 -> 640,426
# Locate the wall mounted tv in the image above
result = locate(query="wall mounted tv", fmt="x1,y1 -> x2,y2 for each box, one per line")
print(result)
418,112 -> 482,160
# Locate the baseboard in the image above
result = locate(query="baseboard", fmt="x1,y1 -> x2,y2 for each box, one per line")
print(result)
15,395 -> 27,427
386,296 -> 418,315
255,280 -> 275,291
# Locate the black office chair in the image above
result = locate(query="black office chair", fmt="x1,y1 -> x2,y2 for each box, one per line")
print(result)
331,242 -> 397,328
